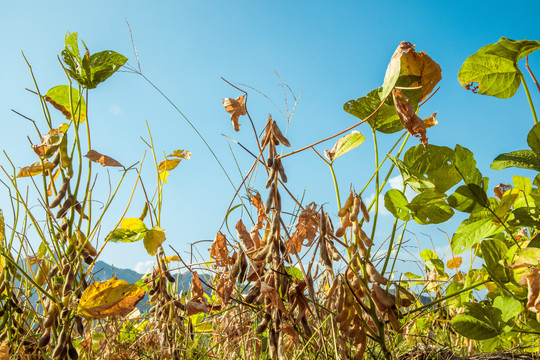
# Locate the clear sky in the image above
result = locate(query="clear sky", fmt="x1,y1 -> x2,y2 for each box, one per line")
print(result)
1,1 -> 540,275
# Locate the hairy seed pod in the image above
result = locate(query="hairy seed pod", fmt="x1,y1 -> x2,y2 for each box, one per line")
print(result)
62,263 -> 71,277
75,316 -> 84,336
339,307 -> 355,332
50,178 -> 69,208
353,328 -> 367,360
276,159 -> 287,183
255,312 -> 271,334
272,122 -> 291,147
245,283 -> 261,304
265,163 -> 278,189
265,186 -> 275,214
335,212 -> 351,238
238,251 -> 248,283
38,328 -> 51,348
68,340 -> 79,360
60,307 -> 70,320
351,196 -> 361,220
359,197 -> 369,222
52,152 -> 61,166
365,262 -> 387,285
372,283 -> 395,310
338,191 -> 355,217
83,255 -> 93,265
228,254 -> 239,278
52,342 -> 66,359
300,315 -> 313,338
387,308 -> 401,333
164,270 -> 175,283
173,300 -> 185,311
357,227 -> 373,247
56,197 -> 72,219
35,261 -> 50,287
334,284 -> 345,313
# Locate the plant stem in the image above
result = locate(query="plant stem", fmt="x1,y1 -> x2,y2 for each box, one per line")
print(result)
519,71 -> 538,124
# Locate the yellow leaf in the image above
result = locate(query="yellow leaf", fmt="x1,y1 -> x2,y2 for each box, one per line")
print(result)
163,255 -> 181,264
16,161 -> 56,177
158,159 -> 181,172
446,257 -> 462,269
143,226 -> 166,256
121,218 -> 147,233
169,149 -> 191,160
159,171 -> 170,183
78,277 -> 146,319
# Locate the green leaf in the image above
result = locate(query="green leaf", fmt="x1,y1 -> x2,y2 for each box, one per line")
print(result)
454,144 -> 483,185
407,190 -> 454,225
480,37 -> 540,62
451,302 -> 504,340
284,266 -> 304,280
387,155 -> 435,193
451,217 -> 502,255
420,249 -> 438,261
493,295 -> 522,323
344,88 -> 403,134
480,239 -> 509,283
403,145 -> 462,193
86,50 -> 128,89
425,258 -> 446,276
527,122 -> 540,156
491,150 -> 540,171
325,131 -> 365,162
448,185 -> 479,213
44,85 -> 87,123
384,189 -> 410,221
458,53 -> 521,99
513,176 -> 533,195
107,218 -> 147,243
143,227 -> 166,256
404,272 -> 421,280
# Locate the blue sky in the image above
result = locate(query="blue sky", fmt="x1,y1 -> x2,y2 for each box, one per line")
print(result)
1,1 -> 540,275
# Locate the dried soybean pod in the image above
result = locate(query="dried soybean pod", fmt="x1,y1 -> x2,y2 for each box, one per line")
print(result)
74,200 -> 88,220
245,282 -> 261,304
387,308 -> 401,333
83,255 -> 93,265
62,263 -> 71,277
43,303 -> 59,328
337,191 -> 354,217
38,328 -> 51,348
238,251 -> 248,283
75,316 -> 84,336
35,261 -> 50,287
276,159 -> 287,183
372,283 -> 395,309
164,270 -> 175,283
351,196 -> 361,220
255,312 -> 271,334
365,261 -> 387,285
272,122 -> 290,147
357,227 -> 373,247
265,162 -> 278,189
68,340 -> 79,359
300,315 -> 313,338
56,197 -> 72,219
359,197 -> 369,222
173,299 -> 185,311
265,185 -> 275,214
52,152 -> 61,166
353,328 -> 367,360
50,178 -> 69,208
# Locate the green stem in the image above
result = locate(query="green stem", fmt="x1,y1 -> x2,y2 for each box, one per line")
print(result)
520,71 -> 538,125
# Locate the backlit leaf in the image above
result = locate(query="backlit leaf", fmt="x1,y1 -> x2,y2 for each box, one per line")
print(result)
387,154 -> 435,193
491,150 -> 540,171
44,85 -> 86,123
451,217 -> 502,255
16,161 -> 55,177
107,218 -> 147,243
454,144 -> 483,185
32,125 -> 66,158
507,247 -> 540,269
158,159 -> 181,172
448,185 -> 479,213
384,189 -> 410,221
527,122 -> 540,156
222,95 -> 247,131
143,226 -> 166,256
446,257 -> 462,269
493,295 -> 522,323
85,150 -> 123,167
324,130 -> 365,162
451,302 -> 504,340
407,190 -> 454,225
459,52 -> 521,98
78,277 -> 146,319
480,37 -> 540,62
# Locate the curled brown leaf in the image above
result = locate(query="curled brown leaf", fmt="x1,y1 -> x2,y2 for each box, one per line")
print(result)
222,95 -> 247,131
85,150 -> 123,167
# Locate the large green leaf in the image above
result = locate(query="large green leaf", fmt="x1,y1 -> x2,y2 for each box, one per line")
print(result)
491,150 -> 540,171
480,239 -> 509,283
479,37 -> 540,62
451,216 -> 502,255
451,302 -> 504,340
404,145 -> 462,193
492,295 -> 522,324
454,144 -> 483,185
86,50 -> 128,89
384,189 -> 410,221
448,185 -> 478,213
458,53 -> 521,99
407,190 -> 454,225
388,155 -> 435,193
527,122 -> 540,156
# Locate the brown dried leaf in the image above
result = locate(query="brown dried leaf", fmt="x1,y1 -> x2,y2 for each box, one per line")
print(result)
185,300 -> 209,316
236,220 -> 254,250
526,268 -> 540,312
260,281 -> 289,315
286,202 -> 318,254
392,88 -> 437,148
251,192 -> 266,230
85,150 -> 123,167
494,183 -> 512,200
400,49 -> 442,101
0,342 -> 8,360
216,276 -> 235,305
191,272 -> 205,301
222,95 -> 247,131
209,232 -> 230,267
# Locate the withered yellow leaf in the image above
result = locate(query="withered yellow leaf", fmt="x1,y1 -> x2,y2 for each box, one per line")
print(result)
158,159 -> 181,172
78,277 -> 146,319
222,95 -> 247,131
85,150 -> 123,167
0,341 -> 9,360
169,149 -> 191,160
446,257 -> 462,269
17,161 -> 56,177
143,226 -> 166,256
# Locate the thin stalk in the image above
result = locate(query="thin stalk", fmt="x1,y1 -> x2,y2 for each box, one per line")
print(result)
369,128 -> 380,254
519,71 -> 538,124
